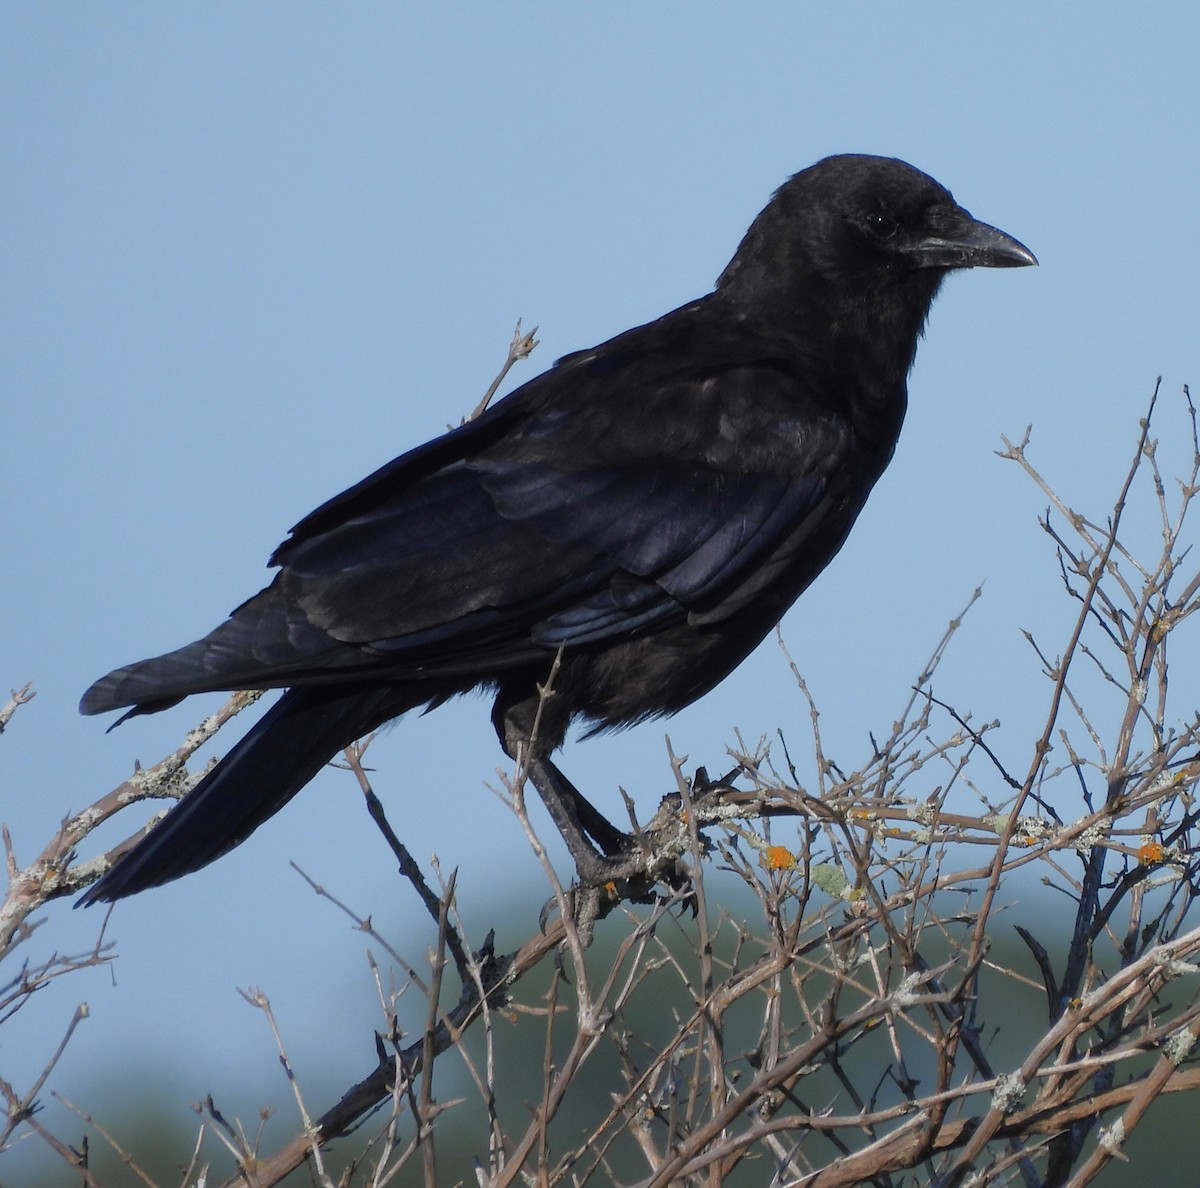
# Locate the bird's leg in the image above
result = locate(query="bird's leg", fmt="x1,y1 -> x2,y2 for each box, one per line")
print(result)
538,755 -> 630,857
495,685 -> 686,928
520,750 -> 697,941
520,750 -> 631,884
495,684 -> 632,876
521,750 -> 695,918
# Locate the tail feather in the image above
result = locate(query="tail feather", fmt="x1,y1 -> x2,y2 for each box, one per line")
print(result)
78,684 -> 410,905
79,583 -> 351,717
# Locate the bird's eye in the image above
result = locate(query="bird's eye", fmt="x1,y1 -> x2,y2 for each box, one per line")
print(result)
867,211 -> 899,240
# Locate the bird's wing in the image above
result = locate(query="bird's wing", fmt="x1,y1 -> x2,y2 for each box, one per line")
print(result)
275,338 -> 852,665
471,456 -> 829,646
82,314 -> 856,715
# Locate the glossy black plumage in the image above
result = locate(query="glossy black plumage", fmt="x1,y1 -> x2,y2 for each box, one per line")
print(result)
79,154 -> 1035,904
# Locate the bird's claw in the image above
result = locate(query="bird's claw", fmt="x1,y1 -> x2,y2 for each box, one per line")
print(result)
545,827 -> 697,943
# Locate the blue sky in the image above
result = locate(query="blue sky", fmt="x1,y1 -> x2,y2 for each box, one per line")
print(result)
4,4 -> 1199,1180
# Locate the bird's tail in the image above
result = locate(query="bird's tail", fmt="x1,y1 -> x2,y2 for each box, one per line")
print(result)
79,584 -> 355,720
78,683 -> 411,905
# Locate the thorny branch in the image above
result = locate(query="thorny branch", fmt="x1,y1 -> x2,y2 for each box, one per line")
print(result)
465,319 -> 540,423
6,384 -> 1200,1186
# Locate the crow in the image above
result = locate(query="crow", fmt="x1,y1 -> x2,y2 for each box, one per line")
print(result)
79,154 -> 1035,907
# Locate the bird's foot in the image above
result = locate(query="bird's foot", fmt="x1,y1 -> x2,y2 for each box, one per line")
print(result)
551,829 -> 697,942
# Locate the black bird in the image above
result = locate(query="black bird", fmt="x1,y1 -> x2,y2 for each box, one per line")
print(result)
80,155 -> 1035,906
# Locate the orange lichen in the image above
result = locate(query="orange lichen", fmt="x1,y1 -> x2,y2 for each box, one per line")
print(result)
764,845 -> 797,871
1137,840 -> 1165,865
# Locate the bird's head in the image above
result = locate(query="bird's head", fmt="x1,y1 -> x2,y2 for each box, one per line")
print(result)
716,154 -> 1036,334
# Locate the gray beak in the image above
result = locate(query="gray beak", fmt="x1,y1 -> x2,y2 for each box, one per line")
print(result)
911,204 -> 1038,270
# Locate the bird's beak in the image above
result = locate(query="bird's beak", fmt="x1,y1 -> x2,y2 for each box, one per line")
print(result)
911,205 -> 1038,270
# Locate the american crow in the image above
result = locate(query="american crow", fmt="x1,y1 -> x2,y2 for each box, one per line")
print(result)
80,154 -> 1035,907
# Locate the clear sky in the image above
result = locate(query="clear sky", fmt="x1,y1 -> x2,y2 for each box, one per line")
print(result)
4,4 -> 1199,1181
